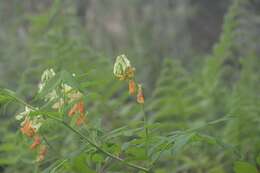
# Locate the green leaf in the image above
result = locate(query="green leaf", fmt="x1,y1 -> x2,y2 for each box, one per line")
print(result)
192,134 -> 218,145
0,88 -> 14,104
91,153 -> 104,163
172,133 -> 195,155
0,143 -> 16,152
0,157 -> 17,165
257,154 -> 260,166
233,161 -> 258,173
72,154 -> 95,173
126,147 -> 146,161
43,159 -> 68,173
209,166 -> 226,173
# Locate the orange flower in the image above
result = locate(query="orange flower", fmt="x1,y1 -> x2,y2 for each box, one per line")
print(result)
37,145 -> 47,162
137,84 -> 145,104
30,135 -> 41,150
68,104 -> 78,117
20,119 -> 35,138
76,113 -> 86,126
77,101 -> 85,113
129,80 -> 136,96
68,101 -> 85,117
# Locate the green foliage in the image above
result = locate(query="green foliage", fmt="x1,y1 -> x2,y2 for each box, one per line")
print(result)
147,58 -> 207,131
0,0 -> 260,172
233,161 -> 258,173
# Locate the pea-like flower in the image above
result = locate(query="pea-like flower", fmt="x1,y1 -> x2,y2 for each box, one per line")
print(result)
68,100 -> 86,126
38,68 -> 58,102
30,135 -> 41,150
76,113 -> 86,126
113,54 -> 135,80
137,84 -> 145,104
37,145 -> 48,162
20,118 -> 36,138
38,68 -> 56,93
129,79 -> 136,96
17,106 -> 43,137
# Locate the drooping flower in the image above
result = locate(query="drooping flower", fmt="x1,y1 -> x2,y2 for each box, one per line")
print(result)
17,107 -> 43,137
113,54 -> 135,80
20,118 -> 35,138
68,100 -> 85,117
52,83 -> 83,110
129,79 -> 136,96
30,135 -> 41,150
137,84 -> 145,104
68,100 -> 86,126
37,145 -> 48,162
76,113 -> 86,126
51,84 -> 73,110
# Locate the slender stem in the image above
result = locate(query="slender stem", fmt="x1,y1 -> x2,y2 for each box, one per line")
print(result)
43,114 -> 149,172
61,120 -> 149,172
141,104 -> 149,162
10,91 -> 150,172
42,135 -> 63,157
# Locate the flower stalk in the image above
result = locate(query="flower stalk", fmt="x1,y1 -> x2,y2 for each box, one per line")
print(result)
13,96 -> 149,172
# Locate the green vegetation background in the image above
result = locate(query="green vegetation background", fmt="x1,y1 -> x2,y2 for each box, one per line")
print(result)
0,0 -> 260,172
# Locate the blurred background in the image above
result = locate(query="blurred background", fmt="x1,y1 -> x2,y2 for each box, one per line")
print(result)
0,0 -> 260,172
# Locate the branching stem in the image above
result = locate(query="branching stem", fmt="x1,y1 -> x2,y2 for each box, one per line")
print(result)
12,95 -> 149,172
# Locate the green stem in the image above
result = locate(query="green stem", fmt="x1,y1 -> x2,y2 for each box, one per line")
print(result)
59,119 -> 149,172
10,91 -> 149,172
141,104 -> 149,163
41,113 -> 149,172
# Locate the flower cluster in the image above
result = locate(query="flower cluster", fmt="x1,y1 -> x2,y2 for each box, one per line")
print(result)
16,68 -> 87,161
16,106 -> 46,161
113,55 -> 144,104
38,69 -> 86,125
113,54 -> 135,81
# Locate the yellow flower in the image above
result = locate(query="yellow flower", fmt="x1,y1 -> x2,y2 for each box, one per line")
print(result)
113,54 -> 135,80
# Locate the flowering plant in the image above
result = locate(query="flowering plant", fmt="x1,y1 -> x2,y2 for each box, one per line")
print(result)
0,55 -> 231,173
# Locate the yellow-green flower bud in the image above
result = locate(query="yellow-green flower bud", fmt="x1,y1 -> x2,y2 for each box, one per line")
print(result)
113,54 -> 135,80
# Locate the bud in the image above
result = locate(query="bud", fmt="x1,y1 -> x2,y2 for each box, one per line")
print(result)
137,84 -> 145,104
30,135 -> 41,150
129,80 -> 136,96
37,145 -> 48,162
16,106 -> 31,120
38,68 -> 56,93
113,54 -> 135,80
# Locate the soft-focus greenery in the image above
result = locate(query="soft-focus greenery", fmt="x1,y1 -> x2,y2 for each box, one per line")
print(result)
0,0 -> 260,173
